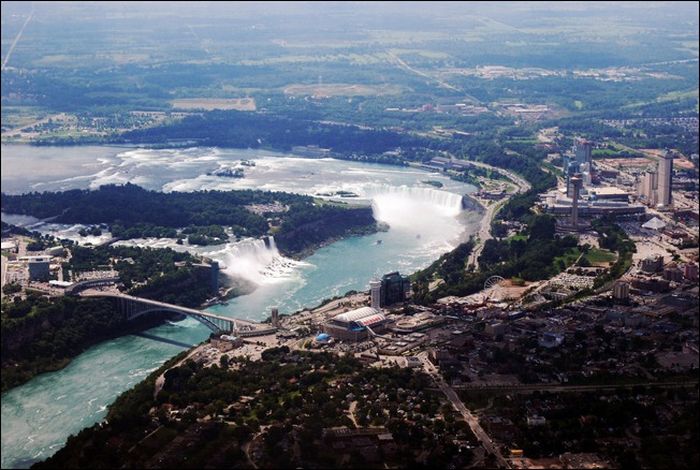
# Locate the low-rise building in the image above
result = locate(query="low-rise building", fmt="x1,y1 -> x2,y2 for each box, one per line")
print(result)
526,415 -> 547,426
631,277 -> 671,293
28,260 -> 50,281
1,240 -> 18,253
539,332 -> 564,349
323,307 -> 388,342
640,256 -> 664,273
485,321 -> 507,337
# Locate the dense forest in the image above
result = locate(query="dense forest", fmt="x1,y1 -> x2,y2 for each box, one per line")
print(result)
1,184 -> 293,236
274,204 -> 376,255
68,244 -> 215,307
476,216 -> 579,281
412,215 -> 580,304
115,110 -> 426,155
1,184 -> 379,256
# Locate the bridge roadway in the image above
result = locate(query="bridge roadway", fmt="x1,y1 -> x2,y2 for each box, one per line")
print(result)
80,290 -> 259,333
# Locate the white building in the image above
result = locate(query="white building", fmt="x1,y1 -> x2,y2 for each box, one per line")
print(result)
638,169 -> 658,206
323,307 -> 388,341
370,279 -> 382,309
657,150 -> 674,208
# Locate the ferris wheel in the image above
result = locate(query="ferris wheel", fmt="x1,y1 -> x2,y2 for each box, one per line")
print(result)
484,275 -> 505,290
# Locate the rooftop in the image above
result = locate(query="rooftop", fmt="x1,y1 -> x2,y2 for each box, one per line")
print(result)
332,307 -> 382,323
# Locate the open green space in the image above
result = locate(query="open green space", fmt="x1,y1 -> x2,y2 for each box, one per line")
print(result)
584,247 -> 617,266
552,246 -> 582,273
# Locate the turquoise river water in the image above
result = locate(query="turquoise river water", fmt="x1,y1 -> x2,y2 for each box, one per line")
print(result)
1,145 -> 479,468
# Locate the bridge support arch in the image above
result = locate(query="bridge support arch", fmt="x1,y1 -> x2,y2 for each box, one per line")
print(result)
116,296 -> 235,334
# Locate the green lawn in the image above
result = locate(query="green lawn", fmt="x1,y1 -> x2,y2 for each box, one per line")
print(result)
592,148 -> 620,157
552,247 -> 582,273
506,138 -> 538,145
507,234 -> 528,242
585,248 -> 617,266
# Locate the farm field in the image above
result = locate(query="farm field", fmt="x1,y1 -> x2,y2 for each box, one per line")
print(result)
170,98 -> 257,111
283,83 -> 403,97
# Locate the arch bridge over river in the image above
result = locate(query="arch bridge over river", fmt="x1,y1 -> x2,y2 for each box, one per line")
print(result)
80,291 -> 270,335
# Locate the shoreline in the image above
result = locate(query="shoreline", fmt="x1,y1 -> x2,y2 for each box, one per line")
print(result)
201,224 -> 380,309
281,221 -> 384,261
0,177 -> 494,393
1,149 -> 494,467
0,310 -> 175,394
0,219 -> 382,392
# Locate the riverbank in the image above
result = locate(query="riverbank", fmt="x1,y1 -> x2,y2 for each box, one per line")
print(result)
1,145 -> 481,469
1,296 -> 175,393
281,221 -> 385,260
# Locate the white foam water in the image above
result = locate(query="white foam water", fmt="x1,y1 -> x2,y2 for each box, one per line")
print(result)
355,184 -> 464,232
115,235 -> 304,286
362,183 -> 462,213
0,213 -> 113,246
1,145 -> 482,470
202,236 -> 304,286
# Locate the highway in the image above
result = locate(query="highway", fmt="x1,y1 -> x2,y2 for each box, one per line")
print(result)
386,50 -> 464,94
418,353 -> 510,468
2,7 -> 33,71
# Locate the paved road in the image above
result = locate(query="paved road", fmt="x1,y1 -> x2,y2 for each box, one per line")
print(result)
453,380 -> 699,393
418,353 -> 510,468
0,254 -> 7,297
462,160 -> 532,270
386,50 -> 467,96
2,8 -> 33,71
467,199 -> 505,270
467,160 -> 532,194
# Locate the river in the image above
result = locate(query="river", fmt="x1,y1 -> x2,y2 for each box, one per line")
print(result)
1,144 -> 479,468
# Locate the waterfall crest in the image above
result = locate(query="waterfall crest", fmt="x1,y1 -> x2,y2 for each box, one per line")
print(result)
359,184 -> 464,229
210,236 -> 302,285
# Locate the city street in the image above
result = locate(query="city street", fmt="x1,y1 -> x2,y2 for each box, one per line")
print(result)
418,353 -> 510,469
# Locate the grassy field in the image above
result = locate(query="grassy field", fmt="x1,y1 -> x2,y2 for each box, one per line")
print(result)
585,247 -> 617,266
388,48 -> 450,59
623,88 -> 699,109
506,138 -> 539,144
170,98 -> 256,111
592,148 -> 622,157
655,88 -> 699,103
0,106 -> 49,130
283,83 -> 403,97
552,247 -> 582,273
